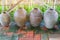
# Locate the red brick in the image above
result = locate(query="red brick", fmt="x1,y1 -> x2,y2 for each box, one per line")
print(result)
16,30 -> 26,35
34,34 -> 41,40
3,27 -> 9,30
4,32 -> 13,36
26,31 -> 34,38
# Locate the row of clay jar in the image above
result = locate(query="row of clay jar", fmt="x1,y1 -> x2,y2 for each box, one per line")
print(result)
0,7 -> 58,30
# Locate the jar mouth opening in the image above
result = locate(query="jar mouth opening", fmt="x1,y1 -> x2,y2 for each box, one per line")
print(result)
50,8 -> 53,10
3,11 -> 6,14
34,8 -> 38,10
19,7 -> 23,9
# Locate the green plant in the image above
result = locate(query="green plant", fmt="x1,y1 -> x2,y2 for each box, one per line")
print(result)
0,4 -> 60,21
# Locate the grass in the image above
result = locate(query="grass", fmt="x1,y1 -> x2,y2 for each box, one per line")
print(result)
55,5 -> 60,21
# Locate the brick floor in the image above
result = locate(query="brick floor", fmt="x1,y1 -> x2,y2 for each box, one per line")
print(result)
18,31 -> 42,40
34,34 -> 41,40
0,28 -> 49,40
49,34 -> 60,40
